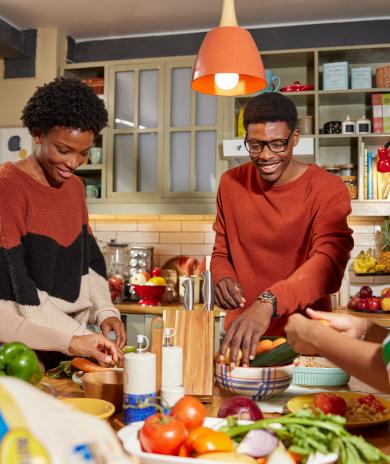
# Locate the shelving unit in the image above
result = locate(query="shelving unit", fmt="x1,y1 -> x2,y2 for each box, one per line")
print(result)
63,64 -> 108,200
227,44 -> 390,216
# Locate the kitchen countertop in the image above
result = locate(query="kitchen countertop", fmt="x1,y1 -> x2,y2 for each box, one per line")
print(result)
116,302 -> 222,317
45,375 -> 390,455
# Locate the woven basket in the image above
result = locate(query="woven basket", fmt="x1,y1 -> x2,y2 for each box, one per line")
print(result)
376,65 -> 390,88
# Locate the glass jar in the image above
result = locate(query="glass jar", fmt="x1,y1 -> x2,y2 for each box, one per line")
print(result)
103,240 -> 130,303
341,175 -> 358,199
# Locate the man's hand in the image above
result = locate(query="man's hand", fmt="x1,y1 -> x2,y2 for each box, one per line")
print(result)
285,313 -> 318,354
215,277 -> 245,309
219,301 -> 272,367
101,316 -> 127,348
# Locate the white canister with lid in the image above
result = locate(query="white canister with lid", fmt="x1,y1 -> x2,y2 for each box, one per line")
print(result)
356,116 -> 371,134
162,328 -> 183,388
342,115 -> 355,134
124,334 -> 156,424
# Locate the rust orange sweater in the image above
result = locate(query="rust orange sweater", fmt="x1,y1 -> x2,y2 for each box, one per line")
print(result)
211,163 -> 354,335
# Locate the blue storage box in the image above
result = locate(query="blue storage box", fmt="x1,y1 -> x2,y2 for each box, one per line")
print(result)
323,61 -> 349,90
351,67 -> 372,89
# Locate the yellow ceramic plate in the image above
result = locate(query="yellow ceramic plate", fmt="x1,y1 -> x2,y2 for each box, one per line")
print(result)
60,397 -> 115,420
287,392 -> 390,428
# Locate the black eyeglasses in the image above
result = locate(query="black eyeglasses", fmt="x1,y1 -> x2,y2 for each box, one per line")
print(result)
244,129 -> 294,155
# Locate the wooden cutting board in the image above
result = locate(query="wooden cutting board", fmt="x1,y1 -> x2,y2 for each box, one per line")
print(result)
163,309 -> 214,402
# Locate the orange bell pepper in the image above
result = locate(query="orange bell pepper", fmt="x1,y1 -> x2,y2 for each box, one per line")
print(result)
186,427 -> 234,455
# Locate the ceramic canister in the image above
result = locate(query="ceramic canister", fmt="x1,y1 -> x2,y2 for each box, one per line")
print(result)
123,335 -> 156,424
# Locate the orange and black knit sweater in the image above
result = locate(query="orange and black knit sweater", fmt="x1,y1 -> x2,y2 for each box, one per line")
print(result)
0,163 -> 119,351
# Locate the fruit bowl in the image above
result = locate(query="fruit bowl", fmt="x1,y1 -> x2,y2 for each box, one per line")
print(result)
132,284 -> 166,306
215,362 -> 294,400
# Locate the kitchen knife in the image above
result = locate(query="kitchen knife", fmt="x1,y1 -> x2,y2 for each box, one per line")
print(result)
201,270 -> 215,311
181,278 -> 194,310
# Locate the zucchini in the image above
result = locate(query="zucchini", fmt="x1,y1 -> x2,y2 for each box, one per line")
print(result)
249,337 -> 298,367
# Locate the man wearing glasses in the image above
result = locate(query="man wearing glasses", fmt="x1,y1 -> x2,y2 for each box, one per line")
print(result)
212,92 -> 353,368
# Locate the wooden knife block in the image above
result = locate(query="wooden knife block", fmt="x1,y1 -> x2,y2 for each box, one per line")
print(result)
163,309 -> 214,402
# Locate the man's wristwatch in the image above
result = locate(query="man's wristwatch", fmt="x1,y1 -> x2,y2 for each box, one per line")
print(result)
257,291 -> 279,318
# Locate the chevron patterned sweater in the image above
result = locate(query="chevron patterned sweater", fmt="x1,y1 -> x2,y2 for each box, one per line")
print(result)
0,163 -> 120,352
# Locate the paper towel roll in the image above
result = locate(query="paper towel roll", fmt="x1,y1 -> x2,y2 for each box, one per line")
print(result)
124,351 -> 156,395
162,346 -> 183,388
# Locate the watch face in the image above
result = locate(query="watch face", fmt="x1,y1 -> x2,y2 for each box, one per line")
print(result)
261,291 -> 274,300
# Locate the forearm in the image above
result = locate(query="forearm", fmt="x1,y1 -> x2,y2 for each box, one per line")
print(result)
310,324 -> 390,393
0,308 -> 73,353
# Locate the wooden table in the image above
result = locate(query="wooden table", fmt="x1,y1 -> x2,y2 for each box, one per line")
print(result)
43,376 -> 390,456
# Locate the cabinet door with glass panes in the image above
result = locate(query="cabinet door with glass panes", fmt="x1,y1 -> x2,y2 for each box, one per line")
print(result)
63,64 -> 107,201
106,62 -> 163,200
164,58 -> 222,199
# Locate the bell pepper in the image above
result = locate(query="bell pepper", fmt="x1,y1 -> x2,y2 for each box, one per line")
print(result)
184,426 -> 234,456
0,341 -> 43,384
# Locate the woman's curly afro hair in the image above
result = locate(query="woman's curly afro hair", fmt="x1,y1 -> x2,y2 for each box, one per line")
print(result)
21,76 -> 108,136
244,92 -> 297,131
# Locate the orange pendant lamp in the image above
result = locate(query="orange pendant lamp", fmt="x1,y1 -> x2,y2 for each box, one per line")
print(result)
191,0 -> 267,96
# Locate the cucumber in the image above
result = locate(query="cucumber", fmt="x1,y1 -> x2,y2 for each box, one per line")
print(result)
249,337 -> 298,367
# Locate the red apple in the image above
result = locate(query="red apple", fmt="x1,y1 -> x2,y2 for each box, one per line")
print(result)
358,286 -> 373,298
357,298 -> 369,311
367,297 -> 382,311
381,287 -> 390,298
347,296 -> 360,310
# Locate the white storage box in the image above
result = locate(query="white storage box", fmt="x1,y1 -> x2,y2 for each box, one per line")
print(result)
323,61 -> 349,90
351,67 -> 372,89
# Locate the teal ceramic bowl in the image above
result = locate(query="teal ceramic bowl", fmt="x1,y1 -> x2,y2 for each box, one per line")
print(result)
293,357 -> 350,387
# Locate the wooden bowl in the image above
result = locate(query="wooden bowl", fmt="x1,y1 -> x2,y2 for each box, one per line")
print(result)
82,370 -> 123,412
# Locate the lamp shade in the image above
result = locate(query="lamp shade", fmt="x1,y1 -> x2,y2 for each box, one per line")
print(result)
191,26 -> 267,96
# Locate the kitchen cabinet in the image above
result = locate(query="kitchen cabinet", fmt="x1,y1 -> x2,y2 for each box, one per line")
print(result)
62,57 -> 224,211
226,44 -> 390,216
64,64 -> 107,200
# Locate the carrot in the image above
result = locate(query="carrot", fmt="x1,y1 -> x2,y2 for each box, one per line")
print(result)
71,357 -> 109,372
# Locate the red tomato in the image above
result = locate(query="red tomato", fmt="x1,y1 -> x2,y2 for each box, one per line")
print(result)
139,413 -> 187,455
358,394 -> 385,412
313,393 -> 347,416
170,396 -> 206,431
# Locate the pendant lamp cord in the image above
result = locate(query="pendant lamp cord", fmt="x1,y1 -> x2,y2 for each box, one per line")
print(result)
219,0 -> 238,27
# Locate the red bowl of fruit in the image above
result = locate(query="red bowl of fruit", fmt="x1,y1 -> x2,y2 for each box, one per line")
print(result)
132,284 -> 166,306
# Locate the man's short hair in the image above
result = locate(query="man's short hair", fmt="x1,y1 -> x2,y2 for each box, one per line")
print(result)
21,77 -> 108,136
243,92 -> 298,131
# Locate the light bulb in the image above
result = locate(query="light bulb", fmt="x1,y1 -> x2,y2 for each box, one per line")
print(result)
214,73 -> 239,91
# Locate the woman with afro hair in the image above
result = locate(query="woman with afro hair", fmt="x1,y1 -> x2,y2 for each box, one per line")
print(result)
0,77 -> 126,368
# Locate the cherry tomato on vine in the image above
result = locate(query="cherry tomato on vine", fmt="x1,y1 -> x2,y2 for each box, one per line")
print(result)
170,396 -> 206,431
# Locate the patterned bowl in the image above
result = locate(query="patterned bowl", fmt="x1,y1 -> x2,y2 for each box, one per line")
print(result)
215,362 -> 294,400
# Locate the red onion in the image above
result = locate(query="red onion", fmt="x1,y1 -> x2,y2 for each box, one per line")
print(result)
237,429 -> 278,457
217,396 -> 263,421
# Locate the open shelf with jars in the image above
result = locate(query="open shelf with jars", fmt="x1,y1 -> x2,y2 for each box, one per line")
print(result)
227,44 -> 390,216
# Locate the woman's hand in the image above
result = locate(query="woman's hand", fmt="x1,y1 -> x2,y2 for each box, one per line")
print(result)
285,314 -> 319,355
215,277 -> 245,309
101,316 -> 127,348
306,308 -> 367,339
68,334 -> 122,366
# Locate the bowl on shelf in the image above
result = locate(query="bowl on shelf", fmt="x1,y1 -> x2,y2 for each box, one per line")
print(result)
81,370 -> 123,412
60,397 -> 115,420
215,362 -> 294,400
132,284 -> 166,306
292,356 -> 350,387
